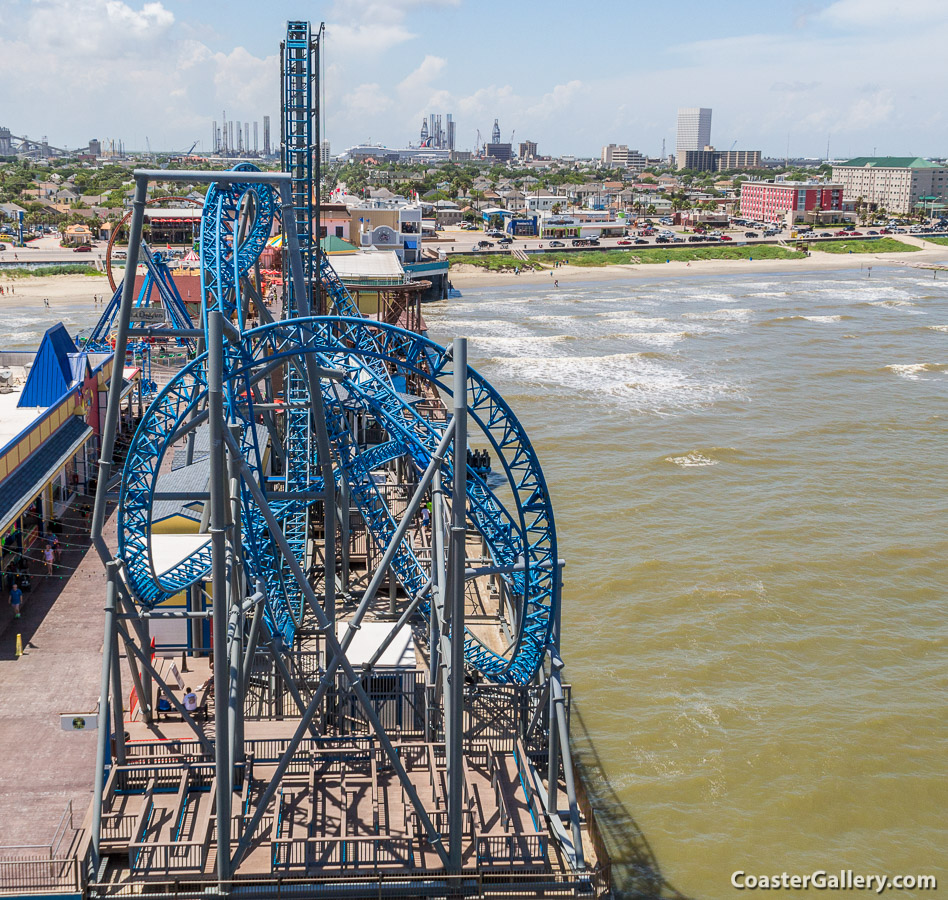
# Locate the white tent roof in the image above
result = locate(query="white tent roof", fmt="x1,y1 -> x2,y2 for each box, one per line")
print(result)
329,250 -> 404,279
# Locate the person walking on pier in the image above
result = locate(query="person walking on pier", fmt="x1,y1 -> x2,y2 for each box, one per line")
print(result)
43,543 -> 54,576
9,581 -> 22,619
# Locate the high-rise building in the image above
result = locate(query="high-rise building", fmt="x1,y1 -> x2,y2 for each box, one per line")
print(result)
831,157 -> 948,214
228,121 -> 234,153
601,144 -> 629,167
446,114 -> 455,151
519,140 -> 537,160
485,142 -> 512,162
263,116 -> 271,156
253,121 -> 258,154
212,121 -> 218,153
244,123 -> 249,155
320,140 -> 331,164
677,146 -> 761,172
676,107 -> 712,154
89,139 -> 101,157
491,119 -> 501,143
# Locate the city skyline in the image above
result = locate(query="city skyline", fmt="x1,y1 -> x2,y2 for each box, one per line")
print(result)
1,0 -> 946,159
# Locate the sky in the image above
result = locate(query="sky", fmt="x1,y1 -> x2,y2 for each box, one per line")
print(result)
1,0 -> 946,160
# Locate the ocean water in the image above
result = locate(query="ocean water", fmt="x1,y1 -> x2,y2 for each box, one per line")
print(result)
424,268 -> 947,898
6,270 -> 945,895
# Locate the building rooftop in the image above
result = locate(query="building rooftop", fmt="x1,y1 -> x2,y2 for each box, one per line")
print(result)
0,387 -> 45,452
330,249 -> 404,280
838,157 -> 940,169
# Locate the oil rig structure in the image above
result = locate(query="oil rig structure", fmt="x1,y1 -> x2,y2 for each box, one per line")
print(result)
74,20 -> 609,898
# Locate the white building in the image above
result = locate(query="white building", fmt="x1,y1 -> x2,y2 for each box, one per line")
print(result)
600,144 -> 647,173
524,195 -> 565,213
831,157 -> 948,215
676,107 -> 712,155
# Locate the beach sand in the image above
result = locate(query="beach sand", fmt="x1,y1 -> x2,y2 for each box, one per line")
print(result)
447,239 -> 948,288
1,241 -> 945,311
0,271 -> 112,306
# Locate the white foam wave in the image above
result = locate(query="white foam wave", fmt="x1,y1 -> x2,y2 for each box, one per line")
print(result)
800,315 -> 844,323
665,452 -> 718,468
884,363 -> 939,380
487,352 -> 738,414
612,331 -> 690,348
925,325 -> 948,333
682,308 -> 754,322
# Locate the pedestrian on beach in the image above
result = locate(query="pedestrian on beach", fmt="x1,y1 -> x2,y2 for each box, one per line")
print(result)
43,543 -> 54,576
554,280 -> 559,288
9,581 -> 22,619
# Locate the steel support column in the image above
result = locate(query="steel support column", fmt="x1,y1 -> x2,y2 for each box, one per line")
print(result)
208,310 -> 232,882
446,337 -> 468,870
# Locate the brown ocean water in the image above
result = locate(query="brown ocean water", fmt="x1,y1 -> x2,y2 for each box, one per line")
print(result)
424,268 -> 947,899
5,268 -> 945,896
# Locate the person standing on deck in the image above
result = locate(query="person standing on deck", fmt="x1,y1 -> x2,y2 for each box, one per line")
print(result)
9,581 -> 22,619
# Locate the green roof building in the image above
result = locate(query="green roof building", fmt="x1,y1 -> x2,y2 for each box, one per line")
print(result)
832,157 -> 947,214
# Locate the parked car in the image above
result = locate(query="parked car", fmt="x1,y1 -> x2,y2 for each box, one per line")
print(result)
548,240 -> 565,248
497,236 -> 513,245
719,234 -> 732,241
655,236 -> 670,243
617,239 -> 632,245
688,235 -> 705,242
671,237 -> 685,243
867,230 -> 878,235
634,238 -> 648,245
819,232 -> 832,237
586,238 -> 600,246
476,240 -> 494,248
74,244 -> 93,252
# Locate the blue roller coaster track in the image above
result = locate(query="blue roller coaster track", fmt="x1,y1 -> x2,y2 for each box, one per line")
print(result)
112,17 -> 558,685
117,310 -> 559,683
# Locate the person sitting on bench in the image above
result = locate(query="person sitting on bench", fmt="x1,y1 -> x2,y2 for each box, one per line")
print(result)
156,691 -> 173,719
183,686 -> 200,718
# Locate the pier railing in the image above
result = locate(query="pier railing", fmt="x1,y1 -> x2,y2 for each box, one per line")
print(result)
0,857 -> 81,895
86,869 -> 604,898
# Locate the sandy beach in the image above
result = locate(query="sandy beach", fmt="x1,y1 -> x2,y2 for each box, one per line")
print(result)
0,239 -> 946,313
447,238 -> 948,288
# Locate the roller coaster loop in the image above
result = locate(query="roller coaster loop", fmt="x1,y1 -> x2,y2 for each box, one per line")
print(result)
116,317 -> 559,685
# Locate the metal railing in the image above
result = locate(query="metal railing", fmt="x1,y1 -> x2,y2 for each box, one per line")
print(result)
0,857 -> 81,895
87,869 -> 604,898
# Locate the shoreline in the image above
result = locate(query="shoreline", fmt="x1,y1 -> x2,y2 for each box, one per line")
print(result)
1,245 -> 946,312
447,244 -> 948,287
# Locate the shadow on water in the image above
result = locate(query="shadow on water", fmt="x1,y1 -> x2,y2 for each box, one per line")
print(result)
571,701 -> 696,900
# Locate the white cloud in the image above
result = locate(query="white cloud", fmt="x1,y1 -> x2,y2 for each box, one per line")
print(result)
342,83 -> 392,117
817,0 -> 948,29
397,55 -> 447,97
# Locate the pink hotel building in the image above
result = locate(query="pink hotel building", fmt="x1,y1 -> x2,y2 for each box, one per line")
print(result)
740,182 -> 843,223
